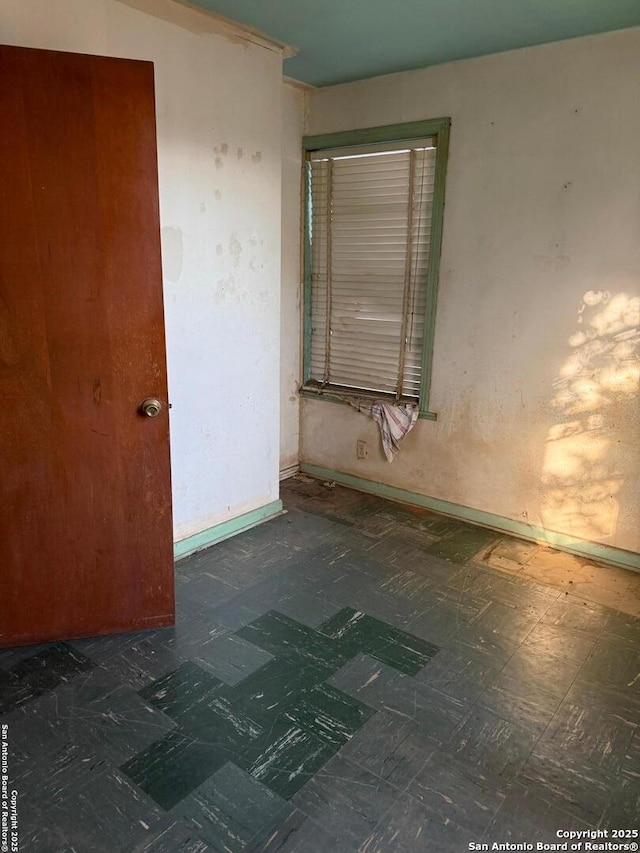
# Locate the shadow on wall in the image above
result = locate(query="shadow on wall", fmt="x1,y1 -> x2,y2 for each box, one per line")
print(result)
541,289 -> 640,542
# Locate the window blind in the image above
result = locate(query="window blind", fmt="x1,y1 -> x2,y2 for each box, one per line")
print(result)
307,138 -> 437,399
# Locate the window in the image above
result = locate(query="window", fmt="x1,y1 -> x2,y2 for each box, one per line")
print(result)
302,118 -> 450,418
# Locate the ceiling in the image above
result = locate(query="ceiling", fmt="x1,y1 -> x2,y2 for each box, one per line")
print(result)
190,0 -> 640,86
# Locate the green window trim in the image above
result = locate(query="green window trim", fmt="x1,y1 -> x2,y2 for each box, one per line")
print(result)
302,117 -> 450,420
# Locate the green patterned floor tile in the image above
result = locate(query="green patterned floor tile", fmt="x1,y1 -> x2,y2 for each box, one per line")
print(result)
284,683 -> 375,748
319,608 -> 439,675
173,762 -> 288,852
178,696 -> 263,748
122,730 -> 228,811
122,608 -> 440,810
236,611 -> 346,669
242,718 -> 336,800
318,608 -> 370,657
365,626 -> 440,675
226,656 -> 335,726
140,661 -> 224,721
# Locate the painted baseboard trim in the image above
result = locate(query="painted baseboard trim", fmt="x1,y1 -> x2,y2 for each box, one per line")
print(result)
279,463 -> 299,481
174,500 -> 284,560
301,464 -> 640,573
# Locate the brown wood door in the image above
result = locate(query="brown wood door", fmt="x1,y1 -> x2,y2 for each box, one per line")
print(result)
0,45 -> 175,647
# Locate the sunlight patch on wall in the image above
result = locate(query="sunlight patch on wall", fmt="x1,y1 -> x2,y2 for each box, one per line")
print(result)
541,290 -> 640,541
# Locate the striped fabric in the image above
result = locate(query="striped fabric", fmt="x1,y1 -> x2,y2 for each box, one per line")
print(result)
348,399 -> 419,461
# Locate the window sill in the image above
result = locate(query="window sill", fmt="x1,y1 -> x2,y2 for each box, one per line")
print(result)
300,387 -> 437,421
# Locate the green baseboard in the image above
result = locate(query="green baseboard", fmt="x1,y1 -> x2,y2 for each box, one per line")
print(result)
174,500 -> 284,560
301,464 -> 640,573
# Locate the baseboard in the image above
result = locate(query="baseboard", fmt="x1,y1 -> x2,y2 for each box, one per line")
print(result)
174,500 -> 285,560
279,463 -> 299,481
301,464 -> 640,573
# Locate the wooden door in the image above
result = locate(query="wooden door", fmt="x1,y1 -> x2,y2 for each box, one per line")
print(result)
0,45 -> 175,646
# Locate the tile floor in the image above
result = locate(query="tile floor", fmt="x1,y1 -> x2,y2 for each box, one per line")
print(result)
1,475 -> 639,852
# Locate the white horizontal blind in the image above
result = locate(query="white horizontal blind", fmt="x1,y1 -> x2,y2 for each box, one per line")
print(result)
308,140 -> 436,399
309,158 -> 330,382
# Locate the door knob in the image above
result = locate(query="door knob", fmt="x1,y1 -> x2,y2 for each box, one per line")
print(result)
140,397 -> 163,418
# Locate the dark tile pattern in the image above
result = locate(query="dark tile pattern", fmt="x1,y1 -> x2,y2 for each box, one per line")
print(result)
338,710 -> 436,788
245,807 -> 347,852
173,763 -> 289,851
291,755 -> 399,845
359,790 -> 473,852
1,475 -> 638,852
408,750 -> 507,835
122,608 -> 437,806
0,644 -> 95,714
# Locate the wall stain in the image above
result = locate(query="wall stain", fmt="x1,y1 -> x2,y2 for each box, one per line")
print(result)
237,147 -> 244,159
214,275 -> 236,303
534,253 -> 570,270
215,156 -> 224,170
215,189 -> 222,200
251,151 -> 262,163
229,235 -> 242,267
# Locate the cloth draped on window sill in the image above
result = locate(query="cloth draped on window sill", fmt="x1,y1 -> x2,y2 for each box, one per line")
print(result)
346,398 -> 419,462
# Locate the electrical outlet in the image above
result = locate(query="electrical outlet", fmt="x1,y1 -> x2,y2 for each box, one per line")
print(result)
356,439 -> 368,460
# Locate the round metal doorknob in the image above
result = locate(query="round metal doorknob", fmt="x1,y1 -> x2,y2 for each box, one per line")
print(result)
140,397 -> 163,418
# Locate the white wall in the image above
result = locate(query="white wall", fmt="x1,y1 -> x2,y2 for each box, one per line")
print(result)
1,0 -> 284,543
279,82 -> 306,478
302,28 -> 640,554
